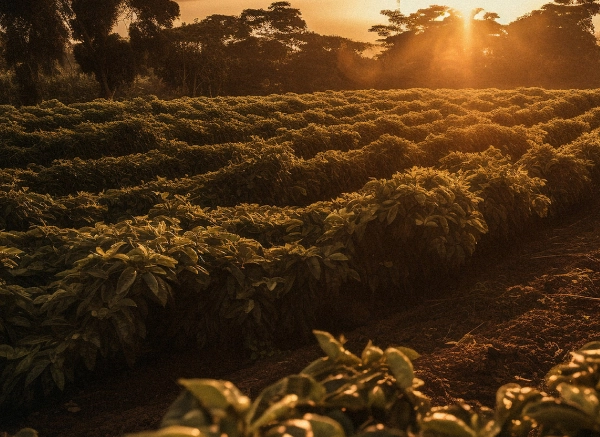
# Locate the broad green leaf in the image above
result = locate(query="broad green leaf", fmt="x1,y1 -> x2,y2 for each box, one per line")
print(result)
523,399 -> 598,432
0,344 -> 15,359
264,418 -> 311,437
307,257 -> 321,280
178,379 -> 250,414
300,357 -> 333,378
227,265 -> 246,286
304,413 -> 346,437
394,347 -> 420,362
384,348 -> 414,391
328,253 -> 349,262
572,341 -> 600,364
126,425 -> 201,437
557,383 -> 599,417
154,277 -> 171,306
116,267 -> 137,296
24,359 -> 50,386
162,390 -> 210,429
367,386 -> 387,409
494,384 -> 541,427
51,362 -> 65,391
244,299 -> 255,314
354,424 -> 405,437
313,331 -> 344,361
387,204 -> 399,225
15,351 -> 36,375
14,429 -> 39,437
420,412 -> 476,437
249,394 -> 299,432
361,341 -> 384,366
104,242 -> 127,259
143,272 -> 159,296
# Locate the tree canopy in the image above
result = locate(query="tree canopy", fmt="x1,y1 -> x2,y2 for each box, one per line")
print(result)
1,0 -> 600,104
0,0 -> 179,103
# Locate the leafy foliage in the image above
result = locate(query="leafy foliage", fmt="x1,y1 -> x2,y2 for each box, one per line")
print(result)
3,88 -> 600,410
114,334 -> 600,437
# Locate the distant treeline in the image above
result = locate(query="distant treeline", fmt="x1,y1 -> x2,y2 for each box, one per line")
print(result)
1,0 -> 600,105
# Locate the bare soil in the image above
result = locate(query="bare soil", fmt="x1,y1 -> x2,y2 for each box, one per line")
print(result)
3,198 -> 600,437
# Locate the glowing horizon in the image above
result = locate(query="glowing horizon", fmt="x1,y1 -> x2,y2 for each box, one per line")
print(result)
172,1 -> 580,43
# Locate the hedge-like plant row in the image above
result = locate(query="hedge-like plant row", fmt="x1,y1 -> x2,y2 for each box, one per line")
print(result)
3,89 -> 600,411
1,128 -> 599,409
2,89 -> 600,169
0,121 -> 579,231
10,332 -> 600,437
129,333 -> 600,437
1,112 -> 543,198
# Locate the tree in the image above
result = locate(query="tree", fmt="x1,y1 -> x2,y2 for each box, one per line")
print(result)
70,0 -> 179,99
156,15 -> 251,97
371,6 -> 504,88
154,2 -> 309,97
281,33 -> 373,92
493,0 -> 600,88
0,0 -> 70,105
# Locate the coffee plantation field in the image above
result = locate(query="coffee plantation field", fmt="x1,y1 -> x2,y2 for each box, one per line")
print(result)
3,88 -> 600,415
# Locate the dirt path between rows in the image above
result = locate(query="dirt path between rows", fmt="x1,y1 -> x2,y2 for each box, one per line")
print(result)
4,198 -> 600,437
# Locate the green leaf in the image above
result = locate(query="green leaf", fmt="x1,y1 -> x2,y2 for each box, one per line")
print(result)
15,351 -> 36,375
361,341 -> 384,366
557,383 -> 599,417
386,204 -> 399,225
307,257 -> 321,280
24,359 -> 50,386
384,348 -> 414,391
142,272 -> 159,296
523,398 -> 598,432
177,379 -> 250,414
313,330 -> 344,361
249,394 -> 299,432
154,277 -> 170,306
116,267 -> 137,296
420,412 -> 476,437
244,299 -> 255,314
327,253 -> 349,262
126,425 -> 202,437
14,429 -> 39,437
104,242 -> 127,259
0,344 -> 15,359
51,362 -> 65,391
227,265 -> 246,286
161,390 -> 209,429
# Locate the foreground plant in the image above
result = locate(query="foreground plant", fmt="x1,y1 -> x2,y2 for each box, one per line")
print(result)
120,333 -> 600,437
129,330 -> 429,437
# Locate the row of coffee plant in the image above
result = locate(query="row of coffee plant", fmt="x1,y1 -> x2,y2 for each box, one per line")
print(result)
10,331 -> 600,437
1,128 -> 599,408
3,89 -> 600,169
126,332 -> 600,437
0,120 -> 584,232
3,89 -> 600,410
2,117 -> 541,199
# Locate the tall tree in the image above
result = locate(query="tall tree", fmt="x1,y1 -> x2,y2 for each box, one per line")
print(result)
493,0 -> 600,87
154,2 -> 309,97
157,15 -> 251,97
70,0 -> 179,99
371,6 -> 504,88
281,33 -> 373,92
0,0 -> 70,105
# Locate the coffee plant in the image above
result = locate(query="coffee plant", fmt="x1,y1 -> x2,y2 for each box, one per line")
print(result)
4,88 -> 600,410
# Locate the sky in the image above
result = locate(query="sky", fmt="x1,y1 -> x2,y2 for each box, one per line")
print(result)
173,0 -> 555,42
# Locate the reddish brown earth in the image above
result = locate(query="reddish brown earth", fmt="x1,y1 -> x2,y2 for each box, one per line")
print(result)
3,198 -> 600,437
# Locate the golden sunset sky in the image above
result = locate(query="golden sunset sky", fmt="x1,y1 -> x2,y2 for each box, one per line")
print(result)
173,0 -> 574,42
